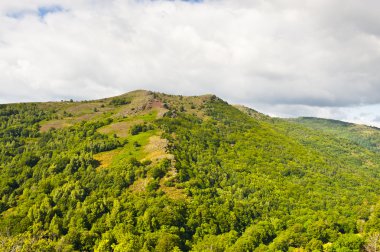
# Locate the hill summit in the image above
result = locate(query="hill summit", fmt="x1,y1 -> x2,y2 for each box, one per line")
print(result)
1,90 -> 380,251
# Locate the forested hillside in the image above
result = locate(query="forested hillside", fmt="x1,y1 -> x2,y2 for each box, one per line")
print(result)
1,90 -> 380,251
290,117 -> 380,152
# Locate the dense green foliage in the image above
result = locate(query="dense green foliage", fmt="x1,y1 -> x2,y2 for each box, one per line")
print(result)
109,97 -> 132,106
130,123 -> 154,136
1,92 -> 380,251
291,117 -> 380,152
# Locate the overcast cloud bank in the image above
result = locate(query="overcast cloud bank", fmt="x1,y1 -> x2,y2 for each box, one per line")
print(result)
1,0 -> 380,126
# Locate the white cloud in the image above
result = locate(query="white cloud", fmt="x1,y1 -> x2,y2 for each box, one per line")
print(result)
249,103 -> 380,128
0,0 -> 380,126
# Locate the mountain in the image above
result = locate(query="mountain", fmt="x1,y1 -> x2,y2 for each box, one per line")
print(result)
289,117 -> 380,152
1,90 -> 380,251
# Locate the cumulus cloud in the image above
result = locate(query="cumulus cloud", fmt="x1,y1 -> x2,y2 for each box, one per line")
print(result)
0,0 -> 379,125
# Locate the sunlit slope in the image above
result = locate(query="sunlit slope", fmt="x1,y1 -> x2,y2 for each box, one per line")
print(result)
0,90 -> 380,251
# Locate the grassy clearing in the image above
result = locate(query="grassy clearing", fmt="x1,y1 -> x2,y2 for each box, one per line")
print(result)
39,102 -> 112,132
94,129 -> 158,170
64,102 -> 103,116
97,110 -> 158,138
114,130 -> 158,161
135,110 -> 158,121
93,149 -> 122,169
39,119 -> 73,132
98,120 -> 143,138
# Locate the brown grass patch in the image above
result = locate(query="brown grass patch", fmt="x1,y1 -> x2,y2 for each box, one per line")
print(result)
159,168 -> 186,200
98,120 -> 143,138
93,149 -> 122,169
130,177 -> 152,193
156,108 -> 169,118
143,136 -> 174,163
40,120 -> 72,132
74,113 -> 99,121
64,103 -> 102,116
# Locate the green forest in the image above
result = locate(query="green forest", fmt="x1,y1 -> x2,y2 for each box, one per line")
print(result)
1,90 -> 380,251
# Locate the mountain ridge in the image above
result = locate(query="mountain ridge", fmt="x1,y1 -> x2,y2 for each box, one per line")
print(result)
4,89 -> 377,130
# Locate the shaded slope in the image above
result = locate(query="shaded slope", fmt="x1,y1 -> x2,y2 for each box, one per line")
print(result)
290,117 -> 380,152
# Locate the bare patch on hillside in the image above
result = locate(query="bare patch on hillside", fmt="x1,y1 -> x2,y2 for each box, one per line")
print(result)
98,120 -> 143,138
146,99 -> 168,118
130,177 -> 152,193
143,136 -> 174,163
159,168 -> 186,200
39,102 -> 110,132
113,92 -> 153,117
40,120 -> 72,132
65,103 -> 101,116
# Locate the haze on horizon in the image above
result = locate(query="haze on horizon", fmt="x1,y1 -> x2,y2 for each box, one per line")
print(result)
1,0 -> 380,127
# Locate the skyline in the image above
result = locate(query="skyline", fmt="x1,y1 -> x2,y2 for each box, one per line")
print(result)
1,0 -> 380,126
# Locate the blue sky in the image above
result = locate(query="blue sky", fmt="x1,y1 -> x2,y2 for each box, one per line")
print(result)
37,5 -> 64,17
6,4 -> 64,19
1,0 -> 380,127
